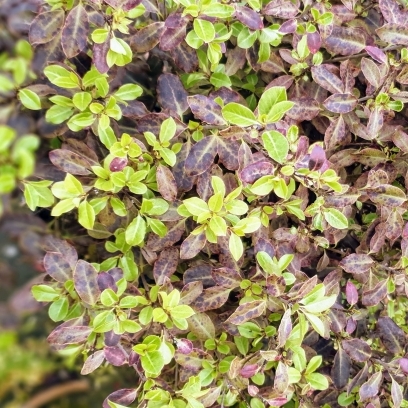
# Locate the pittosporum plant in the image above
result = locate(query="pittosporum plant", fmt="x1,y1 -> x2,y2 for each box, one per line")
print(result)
1,0 -> 408,407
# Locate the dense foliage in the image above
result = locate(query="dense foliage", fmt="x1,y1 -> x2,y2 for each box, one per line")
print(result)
1,0 -> 408,406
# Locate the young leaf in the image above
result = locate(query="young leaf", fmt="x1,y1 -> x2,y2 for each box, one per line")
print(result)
72,92 -> 92,111
229,232 -> 244,261
44,65 -> 80,89
323,208 -> 348,229
262,130 -> 289,164
19,89 -> 42,110
125,215 -> 146,246
78,200 -> 96,229
257,86 -> 287,116
222,103 -> 258,127
193,18 -> 215,43
114,84 -> 143,101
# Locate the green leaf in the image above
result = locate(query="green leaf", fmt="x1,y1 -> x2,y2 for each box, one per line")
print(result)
305,372 -> 329,390
208,192 -> 223,212
277,253 -> 294,272
36,185 -> 54,207
45,105 -> 74,124
24,184 -> 39,211
250,175 -> 275,196
141,351 -> 164,376
19,89 -> 42,110
208,215 -> 227,236
72,92 -> 92,111
125,215 -> 146,246
141,198 -> 169,216
110,37 -> 127,55
32,285 -> 59,302
78,200 -> 95,229
98,125 -> 117,149
100,288 -> 119,307
266,101 -> 294,123
68,112 -> 96,131
119,296 -> 138,308
305,355 -> 322,375
237,26 -> 257,49
64,173 -> 84,195
49,297 -> 69,322
222,103 -> 258,127
194,18 -> 215,43
160,148 -> 177,167
229,232 -> 243,261
170,305 -> 195,320
91,28 -> 109,44
262,130 -> 289,164
210,72 -> 231,88
146,218 -> 167,237
49,95 -> 74,107
121,319 -> 142,333
119,252 -> 138,281
301,294 -> 337,314
159,117 -> 177,144
256,251 -> 274,274
95,77 -> 109,97
51,198 -> 76,216
183,197 -> 209,216
114,83 -> 143,101
303,312 -> 327,338
0,126 -> 16,152
257,87 -> 287,117
323,208 -> 348,229
201,3 -> 234,18
232,217 -> 261,234
44,65 -> 80,89
110,197 -> 127,216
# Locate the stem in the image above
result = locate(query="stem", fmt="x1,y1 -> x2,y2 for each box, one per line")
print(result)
21,380 -> 90,408
324,44 -> 403,63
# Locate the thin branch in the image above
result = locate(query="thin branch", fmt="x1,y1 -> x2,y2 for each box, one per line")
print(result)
324,44 -> 403,63
21,379 -> 90,408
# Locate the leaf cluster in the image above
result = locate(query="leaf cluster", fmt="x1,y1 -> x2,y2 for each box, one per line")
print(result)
1,0 -> 408,407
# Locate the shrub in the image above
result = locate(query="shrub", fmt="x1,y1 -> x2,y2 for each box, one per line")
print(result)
2,0 -> 408,406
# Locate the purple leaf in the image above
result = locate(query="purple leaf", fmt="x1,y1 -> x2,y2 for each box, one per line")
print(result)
130,22 -> 165,53
187,95 -> 226,126
307,31 -> 322,54
340,254 -> 373,274
81,350 -> 105,375
29,10 -> 65,45
104,346 -> 128,366
61,4 -> 89,59
109,157 -> 128,172
240,364 -> 259,378
43,252 -> 73,282
234,5 -> 264,30
324,26 -> 366,56
157,73 -> 189,116
323,93 -> 357,114
156,164 -> 178,202
153,247 -> 179,285
97,272 -> 117,291
346,281 -> 358,305
239,160 -> 274,184
74,260 -> 101,305
103,389 -> 137,408
176,338 -> 193,354
365,45 -> 387,64
48,325 -> 92,346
